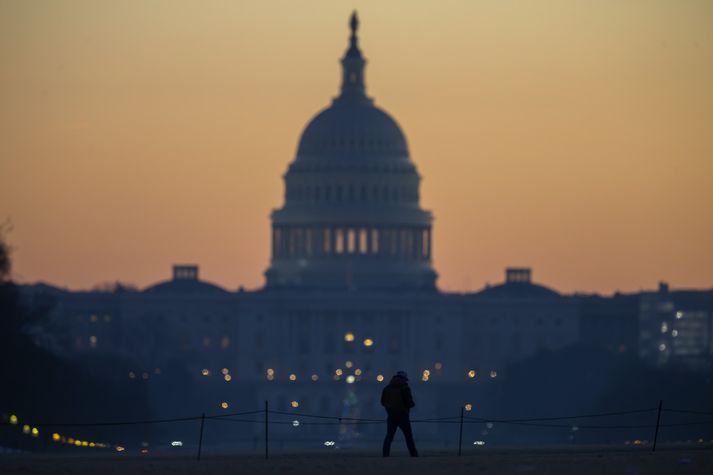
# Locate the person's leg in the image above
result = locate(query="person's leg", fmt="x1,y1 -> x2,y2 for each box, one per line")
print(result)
382,417 -> 398,457
398,416 -> 419,457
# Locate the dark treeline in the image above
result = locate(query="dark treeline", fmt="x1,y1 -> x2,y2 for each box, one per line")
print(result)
0,234 -> 152,450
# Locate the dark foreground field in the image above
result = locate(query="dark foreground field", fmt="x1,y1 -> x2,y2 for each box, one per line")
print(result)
1,447 -> 712,475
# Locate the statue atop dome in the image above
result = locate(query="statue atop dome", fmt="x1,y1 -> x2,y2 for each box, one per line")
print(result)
350,10 -> 359,37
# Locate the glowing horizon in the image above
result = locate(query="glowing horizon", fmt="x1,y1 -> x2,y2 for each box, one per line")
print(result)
1,1 -> 712,294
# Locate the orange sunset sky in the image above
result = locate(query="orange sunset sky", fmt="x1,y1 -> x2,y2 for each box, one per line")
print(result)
1,1 -> 712,294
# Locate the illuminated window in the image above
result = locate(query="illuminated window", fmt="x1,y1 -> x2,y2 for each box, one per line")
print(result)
467,370 -> 476,379
363,338 -> 374,347
221,336 -> 230,349
289,373 -> 297,381
347,229 -> 356,253
221,402 -> 229,409
291,400 -> 299,408
376,374 -> 384,382
335,228 -> 344,254
359,228 -> 368,254
371,229 -> 379,254
344,332 -> 355,342
201,368 -> 210,376
464,404 -> 473,412
89,335 -> 97,348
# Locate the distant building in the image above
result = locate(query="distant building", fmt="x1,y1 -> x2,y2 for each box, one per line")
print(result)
639,282 -> 713,370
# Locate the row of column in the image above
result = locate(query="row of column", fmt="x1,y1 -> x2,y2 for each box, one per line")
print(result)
273,225 -> 431,261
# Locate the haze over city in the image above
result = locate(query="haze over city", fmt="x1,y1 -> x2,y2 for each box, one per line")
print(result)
1,0 -> 712,293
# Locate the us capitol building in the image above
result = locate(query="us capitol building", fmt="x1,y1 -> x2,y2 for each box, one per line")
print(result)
24,13 -> 713,443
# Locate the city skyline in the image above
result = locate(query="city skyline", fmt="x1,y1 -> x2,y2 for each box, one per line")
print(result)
1,1 -> 712,294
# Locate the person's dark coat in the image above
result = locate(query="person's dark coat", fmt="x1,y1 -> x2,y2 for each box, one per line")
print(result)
380,375 -> 415,415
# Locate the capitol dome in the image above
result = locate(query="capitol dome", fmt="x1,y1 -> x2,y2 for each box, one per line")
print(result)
265,12 -> 437,291
296,101 -> 409,160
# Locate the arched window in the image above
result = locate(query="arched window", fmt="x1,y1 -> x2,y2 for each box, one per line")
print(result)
323,228 -> 332,255
347,229 -> 356,254
335,228 -> 345,254
359,228 -> 368,254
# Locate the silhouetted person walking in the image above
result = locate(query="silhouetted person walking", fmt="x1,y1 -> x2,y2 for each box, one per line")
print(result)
381,370 -> 418,457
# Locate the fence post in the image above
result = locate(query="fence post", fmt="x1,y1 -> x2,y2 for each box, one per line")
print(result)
652,400 -> 662,452
458,406 -> 464,456
197,412 -> 205,461
265,400 -> 269,460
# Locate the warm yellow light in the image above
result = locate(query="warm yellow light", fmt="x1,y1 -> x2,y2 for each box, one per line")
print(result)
9,414 -> 18,425
201,368 -> 210,376
311,374 -> 319,381
89,442 -> 96,447
467,370 -> 476,379
345,361 -> 353,369
423,370 -> 431,377
346,375 -> 356,384
224,374 -> 232,382
289,373 -> 297,381
116,446 -> 125,452
344,332 -> 355,342
489,370 -> 497,379
354,368 -> 362,376
376,374 -> 384,382
267,368 -> 275,376
67,438 -> 75,444
22,424 -> 30,434
363,338 -> 374,347
335,368 -> 343,376
31,427 -> 39,437
267,374 -> 275,381
221,401 -> 229,409
89,335 -> 97,348
221,368 -> 229,375
421,375 -> 429,382
74,440 -> 82,446
465,404 -> 473,412
52,433 -> 61,442
81,441 -> 88,447
291,400 -> 299,408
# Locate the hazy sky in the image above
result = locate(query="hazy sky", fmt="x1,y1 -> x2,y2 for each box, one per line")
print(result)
1,1 -> 712,294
